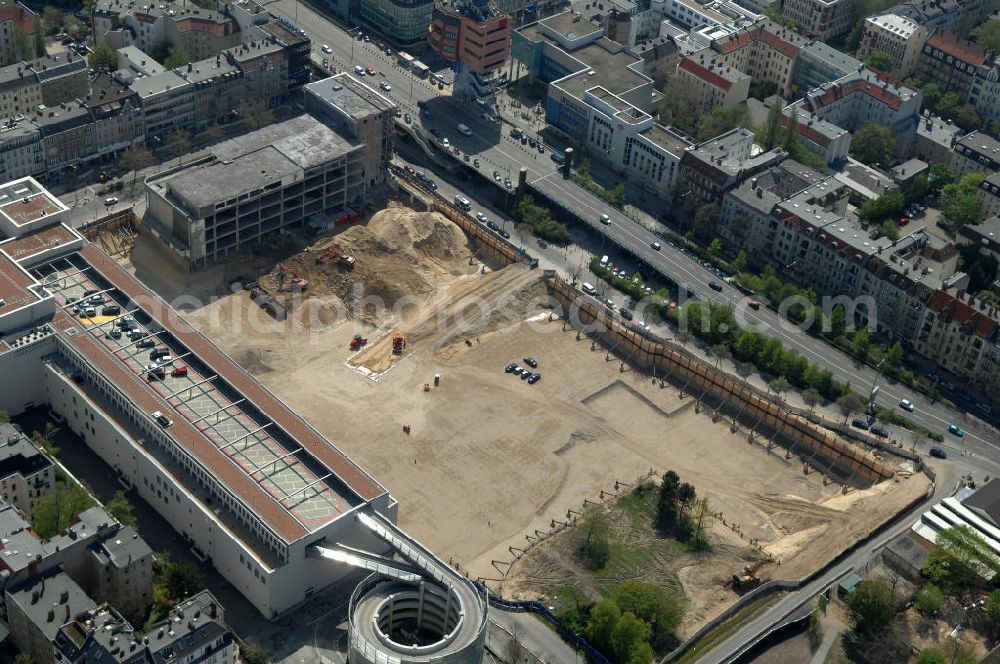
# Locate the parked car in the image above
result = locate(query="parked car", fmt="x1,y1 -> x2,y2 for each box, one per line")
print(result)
929,447 -> 947,459
619,307 -> 633,320
476,212 -> 488,223
505,363 -> 518,373
527,372 -> 541,384
551,152 -> 565,165
523,357 -> 538,368
899,398 -> 914,411
171,366 -> 188,377
871,425 -> 889,438
321,44 -> 331,53
104,197 -> 118,206
851,418 -> 870,430
365,66 -> 376,75
747,298 -> 760,310
404,113 -> 412,123
379,81 -> 391,91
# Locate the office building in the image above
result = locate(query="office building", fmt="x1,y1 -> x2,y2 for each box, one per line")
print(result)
357,0 -> 435,49
779,0 -> 855,40
428,0 -> 512,75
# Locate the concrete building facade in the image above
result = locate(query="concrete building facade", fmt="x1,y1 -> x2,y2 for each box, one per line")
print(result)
428,0 -> 512,75
0,422 -> 52,516
856,13 -> 928,79
918,30 -> 986,101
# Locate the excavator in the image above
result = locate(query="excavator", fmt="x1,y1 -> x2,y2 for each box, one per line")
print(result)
315,248 -> 356,269
392,333 -> 406,355
350,334 -> 368,350
276,263 -> 309,291
732,560 -> 766,592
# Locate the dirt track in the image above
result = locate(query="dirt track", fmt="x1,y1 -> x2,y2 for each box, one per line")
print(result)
179,206 -> 930,637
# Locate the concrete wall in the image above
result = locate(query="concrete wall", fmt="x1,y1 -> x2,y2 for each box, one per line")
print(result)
0,337 -> 55,414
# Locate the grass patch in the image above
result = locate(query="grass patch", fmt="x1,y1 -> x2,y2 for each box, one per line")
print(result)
674,591 -> 787,664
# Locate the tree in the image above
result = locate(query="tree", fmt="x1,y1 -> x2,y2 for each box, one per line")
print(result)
239,98 -> 275,130
63,14 -> 86,42
836,393 -> 864,423
884,341 -> 903,367
697,105 -> 753,141
710,343 -> 731,368
850,124 -> 895,166
121,144 -> 155,187
922,82 -> 942,108
986,588 -> 1000,629
610,580 -> 684,647
917,651 -> 947,664
850,326 -> 872,360
940,172 -> 985,228
585,599 -> 621,655
199,0 -> 219,7
915,583 -> 943,615
693,204 -> 721,240
14,654 -> 34,664
937,91 -> 962,117
32,16 -> 44,57
150,41 -> 171,64
241,647 -> 270,664
106,490 -> 138,528
33,421 -> 60,456
42,7 -> 63,35
758,101 -> 784,150
955,104 -> 983,131
706,238 -> 722,259
973,19 -> 1000,51
770,376 -> 790,399
803,388 -> 821,412
168,128 -> 192,163
657,470 -> 681,534
923,524 -> 1000,593
865,51 -> 894,72
845,579 -> 895,636
576,505 -> 611,569
735,361 -> 754,380
730,249 -> 747,274
33,481 -> 94,538
0,410 -> 9,423
164,560 -> 203,601
659,74 -> 702,134
164,47 -> 190,69
88,42 -> 117,70
610,611 -> 651,664
928,163 -> 954,192
689,497 -> 712,550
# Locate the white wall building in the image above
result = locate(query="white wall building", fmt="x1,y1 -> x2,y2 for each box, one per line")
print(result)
856,13 -> 929,79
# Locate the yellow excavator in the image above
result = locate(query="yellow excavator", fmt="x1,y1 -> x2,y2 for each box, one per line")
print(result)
732,560 -> 766,591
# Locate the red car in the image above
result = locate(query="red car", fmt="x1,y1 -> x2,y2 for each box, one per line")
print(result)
899,217 -> 910,226
171,366 -> 188,377
747,299 -> 760,310
365,66 -> 376,76
403,164 -> 415,175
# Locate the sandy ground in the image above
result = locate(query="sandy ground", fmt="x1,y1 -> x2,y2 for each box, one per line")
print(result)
175,206 -> 930,638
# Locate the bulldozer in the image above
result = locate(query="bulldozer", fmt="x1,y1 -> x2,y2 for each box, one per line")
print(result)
350,334 -> 368,350
392,333 -> 406,355
732,560 -> 766,592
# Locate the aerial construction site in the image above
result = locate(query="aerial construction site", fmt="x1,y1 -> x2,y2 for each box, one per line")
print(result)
165,196 -> 930,642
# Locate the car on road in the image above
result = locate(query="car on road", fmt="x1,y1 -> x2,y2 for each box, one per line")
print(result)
523,357 -> 538,368
527,372 -> 541,384
538,143 -> 545,153
380,81 -> 391,91
104,197 -> 118,206
948,424 -> 965,437
747,298 -> 760,310
619,307 -> 633,320
499,229 -> 511,239
493,171 -> 501,182
851,418 -> 870,430
365,66 -> 376,75
473,158 -> 480,168
476,212 -> 488,223
321,44 -> 331,53
929,447 -> 947,459
551,152 -> 565,165
403,164 -> 415,175
404,113 -> 411,123
709,281 -> 723,291
651,241 -> 661,251
871,425 -> 889,438
599,214 -> 611,225
899,398 -> 914,411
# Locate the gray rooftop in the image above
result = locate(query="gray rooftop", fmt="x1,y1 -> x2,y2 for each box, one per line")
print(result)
552,39 -> 650,98
306,74 -> 396,121
799,39 -> 861,71
536,11 -> 603,40
916,113 -> 961,147
165,115 -> 359,209
0,422 -> 51,482
8,570 -> 96,641
891,158 -> 928,181
956,130 -> 1000,163
129,70 -> 192,99
178,56 -> 240,85
146,591 -> 228,662
33,102 -> 91,132
642,123 -> 691,156
835,159 -> 896,199
93,526 -> 153,569
226,39 -> 284,63
0,53 -> 85,89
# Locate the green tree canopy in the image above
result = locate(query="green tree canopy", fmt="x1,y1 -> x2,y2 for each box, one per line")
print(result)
106,490 -> 138,528
865,51 -> 894,72
973,19 -> 1000,51
164,47 -> 190,69
697,105 -> 753,141
576,505 -> 611,569
940,172 -> 985,229
610,580 -> 684,649
164,560 -> 203,601
923,524 -> 1000,593
33,481 -> 95,539
845,579 -> 896,636
915,583 -> 943,615
850,124 -> 895,166
88,42 -> 117,70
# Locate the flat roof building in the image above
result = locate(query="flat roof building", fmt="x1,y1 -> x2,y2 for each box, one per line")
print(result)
0,422 -> 53,517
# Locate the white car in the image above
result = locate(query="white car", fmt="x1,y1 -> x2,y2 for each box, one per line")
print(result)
380,81 -> 391,91
354,65 -> 365,75
321,44 -> 332,53
599,213 -> 611,225
899,399 -> 914,412
104,197 -> 118,206
476,212 -> 488,223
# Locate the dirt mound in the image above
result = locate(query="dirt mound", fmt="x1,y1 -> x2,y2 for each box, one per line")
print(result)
259,208 -> 477,321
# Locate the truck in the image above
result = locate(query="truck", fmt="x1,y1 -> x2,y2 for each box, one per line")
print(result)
411,61 -> 429,78
457,123 -> 472,136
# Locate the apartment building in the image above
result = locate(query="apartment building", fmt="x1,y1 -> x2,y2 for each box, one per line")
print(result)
0,422 -> 52,516
797,67 -> 922,135
779,0 -> 855,40
305,74 -> 396,191
94,0 -> 242,60
676,52 -> 750,111
856,14 -> 928,79
969,56 -> 1000,122
957,214 -> 1000,259
792,40 -> 861,98
0,54 -> 88,121
674,127 -> 786,210
951,131 -> 1000,177
918,30 -> 986,101
910,112 -> 962,163
146,115 -> 368,266
0,1 -> 36,68
0,118 -> 42,183
780,103 -> 852,164
892,0 -> 993,33
713,20 -> 806,100
428,0 -> 512,75
977,173 -> 1000,221
914,289 -> 1000,392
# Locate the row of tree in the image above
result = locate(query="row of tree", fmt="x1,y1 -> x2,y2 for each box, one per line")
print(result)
656,471 -> 710,549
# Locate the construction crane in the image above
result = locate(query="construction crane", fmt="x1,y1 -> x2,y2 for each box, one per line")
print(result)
276,263 -> 309,291
732,560 -> 766,592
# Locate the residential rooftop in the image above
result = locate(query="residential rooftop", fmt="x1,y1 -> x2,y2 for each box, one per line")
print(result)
129,69 -> 192,99
7,570 -> 96,642
0,178 -> 67,228
306,73 -> 396,121
0,422 -> 51,482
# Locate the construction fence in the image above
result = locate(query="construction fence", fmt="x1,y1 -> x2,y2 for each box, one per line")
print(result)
545,275 -> 895,485
80,209 -> 139,258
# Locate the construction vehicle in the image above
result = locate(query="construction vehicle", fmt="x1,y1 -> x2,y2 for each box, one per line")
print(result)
392,333 -> 406,355
350,334 -> 368,350
315,249 -> 356,269
732,561 -> 766,592
276,263 -> 309,291
333,207 -> 362,227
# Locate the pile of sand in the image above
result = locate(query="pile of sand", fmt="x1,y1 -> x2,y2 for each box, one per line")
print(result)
260,208 -> 477,320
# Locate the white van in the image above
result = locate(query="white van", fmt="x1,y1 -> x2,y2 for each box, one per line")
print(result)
454,195 -> 471,211
457,123 -> 472,136
581,282 -> 597,295
354,65 -> 365,76
600,255 -> 609,267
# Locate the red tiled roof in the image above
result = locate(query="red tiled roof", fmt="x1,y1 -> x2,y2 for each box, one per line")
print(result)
0,251 -> 39,310
926,290 -> 998,338
719,31 -> 751,54
0,224 -> 78,263
753,26 -> 800,59
79,245 -> 386,505
679,57 -> 732,91
926,30 -> 987,66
